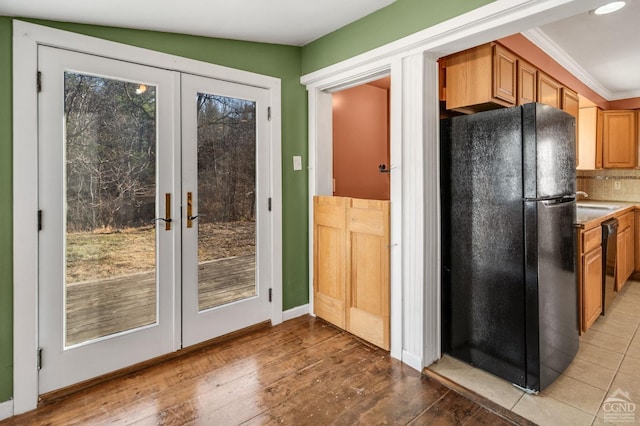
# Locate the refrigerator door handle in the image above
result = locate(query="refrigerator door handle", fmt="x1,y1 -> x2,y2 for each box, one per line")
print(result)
542,197 -> 575,207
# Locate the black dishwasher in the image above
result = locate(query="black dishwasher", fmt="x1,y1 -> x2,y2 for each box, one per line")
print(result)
601,218 -> 618,315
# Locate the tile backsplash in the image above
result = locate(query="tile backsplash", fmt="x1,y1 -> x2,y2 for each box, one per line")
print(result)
577,169 -> 640,202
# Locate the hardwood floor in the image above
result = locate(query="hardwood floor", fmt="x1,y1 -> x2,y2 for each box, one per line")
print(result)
2,316 -> 520,425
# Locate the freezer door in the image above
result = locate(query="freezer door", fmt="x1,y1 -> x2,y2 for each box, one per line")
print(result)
524,198 -> 578,391
522,103 -> 576,199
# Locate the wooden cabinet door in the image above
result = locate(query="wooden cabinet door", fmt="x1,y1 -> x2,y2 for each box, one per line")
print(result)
313,196 -> 347,328
636,210 -> 640,273
493,44 -> 517,105
582,246 -> 603,331
603,110 -> 637,168
562,88 -> 579,117
625,222 -> 634,279
577,107 -> 604,170
346,198 -> 390,350
616,227 -> 628,291
596,108 -> 604,169
537,72 -> 562,108
561,88 -> 580,166
517,59 -> 537,105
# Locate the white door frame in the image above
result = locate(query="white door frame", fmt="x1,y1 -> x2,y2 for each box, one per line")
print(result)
13,21 -> 282,414
301,0 -> 604,371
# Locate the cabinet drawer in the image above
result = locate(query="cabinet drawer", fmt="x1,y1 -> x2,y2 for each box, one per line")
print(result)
618,211 -> 633,230
582,227 -> 602,253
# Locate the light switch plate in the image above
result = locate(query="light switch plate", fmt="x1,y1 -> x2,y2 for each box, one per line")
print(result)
293,155 -> 302,171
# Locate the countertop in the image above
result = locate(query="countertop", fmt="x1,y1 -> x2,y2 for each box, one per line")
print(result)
575,200 -> 640,229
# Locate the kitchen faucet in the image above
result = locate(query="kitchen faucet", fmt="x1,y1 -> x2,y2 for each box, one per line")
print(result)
576,191 -> 588,199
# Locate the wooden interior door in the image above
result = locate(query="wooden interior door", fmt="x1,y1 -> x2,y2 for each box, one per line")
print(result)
313,196 -> 348,328
313,196 -> 390,350
346,198 -> 390,350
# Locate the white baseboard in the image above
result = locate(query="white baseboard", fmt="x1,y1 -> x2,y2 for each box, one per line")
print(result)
282,304 -> 310,321
0,399 -> 13,421
402,349 -> 423,372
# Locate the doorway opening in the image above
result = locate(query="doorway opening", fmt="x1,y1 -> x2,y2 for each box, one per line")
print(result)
332,77 -> 391,201
312,76 -> 392,350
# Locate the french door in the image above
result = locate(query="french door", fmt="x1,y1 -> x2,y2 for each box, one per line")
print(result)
37,46 -> 272,393
181,74 -> 271,346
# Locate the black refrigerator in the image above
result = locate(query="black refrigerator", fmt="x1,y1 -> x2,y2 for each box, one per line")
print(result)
440,103 -> 579,392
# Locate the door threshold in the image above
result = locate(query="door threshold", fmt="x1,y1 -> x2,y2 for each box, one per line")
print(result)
38,320 -> 272,406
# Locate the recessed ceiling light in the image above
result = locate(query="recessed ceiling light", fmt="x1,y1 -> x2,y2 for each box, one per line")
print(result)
593,1 -> 626,15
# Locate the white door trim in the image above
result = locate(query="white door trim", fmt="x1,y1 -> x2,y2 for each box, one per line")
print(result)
13,20 -> 281,414
301,0 -> 601,372
0,399 -> 13,421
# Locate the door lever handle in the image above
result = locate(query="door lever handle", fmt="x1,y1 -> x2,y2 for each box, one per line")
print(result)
187,192 -> 194,228
152,193 -> 172,231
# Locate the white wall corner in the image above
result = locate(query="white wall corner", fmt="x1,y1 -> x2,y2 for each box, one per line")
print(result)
400,52 -> 427,369
0,399 -> 14,421
389,56 -> 404,362
422,58 -> 441,367
282,304 -> 311,322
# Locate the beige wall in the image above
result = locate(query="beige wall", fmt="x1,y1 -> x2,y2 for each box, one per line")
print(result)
577,170 -> 640,202
332,82 -> 390,200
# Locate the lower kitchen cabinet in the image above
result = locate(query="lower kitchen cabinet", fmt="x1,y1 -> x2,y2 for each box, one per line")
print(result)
582,246 -> 603,331
636,209 -> 640,273
313,196 -> 390,350
579,226 -> 603,332
616,211 -> 635,290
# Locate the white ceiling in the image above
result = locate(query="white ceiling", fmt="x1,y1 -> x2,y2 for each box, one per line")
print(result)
0,0 -> 395,46
533,0 -> 640,101
1,0 -> 638,101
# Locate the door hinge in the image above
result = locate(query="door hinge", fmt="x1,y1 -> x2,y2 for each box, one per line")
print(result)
268,197 -> 272,212
37,71 -> 42,93
269,288 -> 272,303
267,106 -> 271,121
37,347 -> 42,370
38,210 -> 43,231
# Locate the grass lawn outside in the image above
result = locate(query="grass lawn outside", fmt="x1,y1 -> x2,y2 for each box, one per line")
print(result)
66,221 -> 255,283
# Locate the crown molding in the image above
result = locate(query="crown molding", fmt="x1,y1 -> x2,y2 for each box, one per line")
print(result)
523,28 -> 640,101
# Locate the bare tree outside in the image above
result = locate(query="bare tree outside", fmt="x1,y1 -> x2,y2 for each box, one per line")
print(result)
65,73 -> 157,232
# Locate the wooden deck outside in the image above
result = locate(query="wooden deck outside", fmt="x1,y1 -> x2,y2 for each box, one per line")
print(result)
1,316 -> 525,425
66,255 -> 255,346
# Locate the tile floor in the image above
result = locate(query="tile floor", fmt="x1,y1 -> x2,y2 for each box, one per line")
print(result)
429,279 -> 640,426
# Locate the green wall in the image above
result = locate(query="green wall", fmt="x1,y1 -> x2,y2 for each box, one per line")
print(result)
1,0 -> 498,407
301,0 -> 496,74
0,17 -> 309,404
0,16 -> 13,404
22,19 -> 312,312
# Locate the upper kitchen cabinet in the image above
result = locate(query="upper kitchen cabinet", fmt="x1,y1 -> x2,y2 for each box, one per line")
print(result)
602,110 -> 637,168
445,43 -> 517,113
517,59 -> 537,105
577,107 -> 603,170
537,72 -> 562,109
561,88 -> 579,165
561,88 -> 579,117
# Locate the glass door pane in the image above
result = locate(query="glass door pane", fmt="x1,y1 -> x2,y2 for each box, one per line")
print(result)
181,73 -> 270,347
195,93 -> 257,311
64,73 -> 159,346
